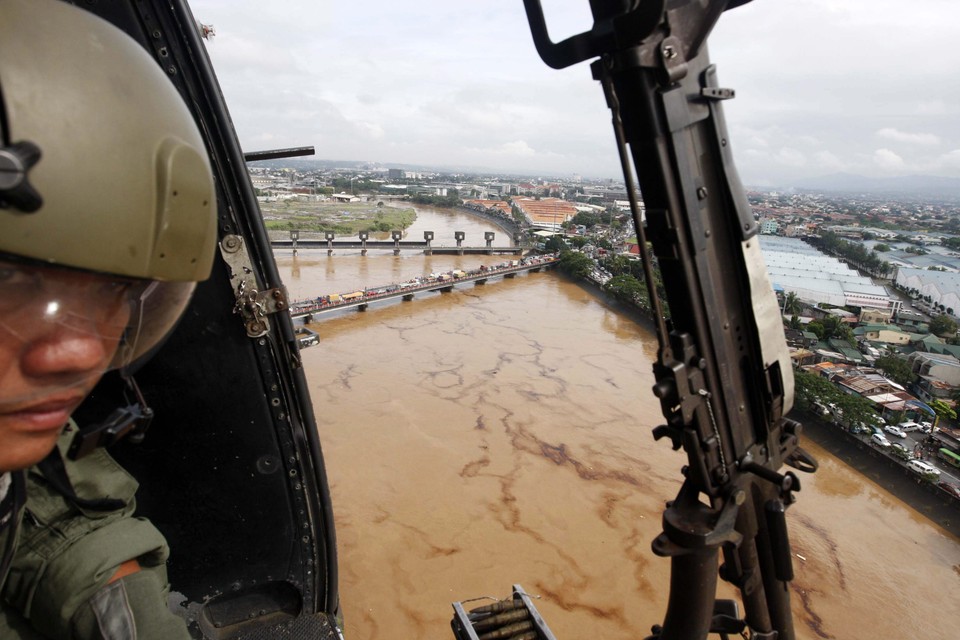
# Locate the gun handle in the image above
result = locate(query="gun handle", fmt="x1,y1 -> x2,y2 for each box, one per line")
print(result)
658,550 -> 718,640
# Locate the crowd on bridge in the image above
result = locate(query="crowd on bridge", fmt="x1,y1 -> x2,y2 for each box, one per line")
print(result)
290,253 -> 559,316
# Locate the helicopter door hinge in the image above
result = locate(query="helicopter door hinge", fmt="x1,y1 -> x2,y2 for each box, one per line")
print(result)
219,234 -> 289,338
700,86 -> 735,100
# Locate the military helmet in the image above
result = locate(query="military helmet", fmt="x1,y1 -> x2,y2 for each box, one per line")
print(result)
0,0 -> 218,379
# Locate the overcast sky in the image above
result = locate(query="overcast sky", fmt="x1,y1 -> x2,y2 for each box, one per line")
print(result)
190,0 -> 960,187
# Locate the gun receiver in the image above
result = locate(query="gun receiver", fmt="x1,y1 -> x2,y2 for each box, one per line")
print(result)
523,1 -> 817,638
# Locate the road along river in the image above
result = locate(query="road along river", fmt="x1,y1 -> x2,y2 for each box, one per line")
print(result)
273,206 -> 960,640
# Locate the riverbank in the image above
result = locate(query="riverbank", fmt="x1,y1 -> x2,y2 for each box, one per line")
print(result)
262,200 -> 416,235
455,205 -> 523,237
562,265 -> 960,534
560,269 -> 660,335
793,409 -> 960,533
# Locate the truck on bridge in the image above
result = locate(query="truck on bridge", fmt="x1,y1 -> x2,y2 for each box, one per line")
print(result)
289,253 -> 559,322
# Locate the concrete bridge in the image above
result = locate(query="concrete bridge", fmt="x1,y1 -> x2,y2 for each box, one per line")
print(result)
290,254 -> 559,321
272,230 -> 525,255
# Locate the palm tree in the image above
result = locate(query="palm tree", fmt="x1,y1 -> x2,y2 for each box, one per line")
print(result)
783,291 -> 803,316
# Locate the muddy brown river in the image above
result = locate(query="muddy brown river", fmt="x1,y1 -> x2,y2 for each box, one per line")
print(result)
275,207 -> 959,640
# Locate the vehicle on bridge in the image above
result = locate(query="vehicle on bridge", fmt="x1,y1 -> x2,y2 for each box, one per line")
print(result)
937,447 -> 960,469
287,255 -> 560,322
906,459 -> 941,481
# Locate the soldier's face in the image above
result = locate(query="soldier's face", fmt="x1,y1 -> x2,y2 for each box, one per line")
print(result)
0,260 -> 131,472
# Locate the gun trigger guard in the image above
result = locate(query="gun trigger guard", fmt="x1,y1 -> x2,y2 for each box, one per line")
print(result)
653,424 -> 682,450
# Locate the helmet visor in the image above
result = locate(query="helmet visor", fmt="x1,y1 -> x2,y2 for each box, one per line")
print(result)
0,258 -> 195,405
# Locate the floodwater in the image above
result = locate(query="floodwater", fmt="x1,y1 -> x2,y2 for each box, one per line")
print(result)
276,207 -> 959,640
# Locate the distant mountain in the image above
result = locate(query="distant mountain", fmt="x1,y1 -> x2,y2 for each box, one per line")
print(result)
788,173 -> 960,200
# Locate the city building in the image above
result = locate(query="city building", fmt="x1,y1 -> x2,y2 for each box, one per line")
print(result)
853,323 -> 910,345
895,268 -> 960,315
761,236 -> 899,311
513,197 -> 578,231
907,351 -> 960,386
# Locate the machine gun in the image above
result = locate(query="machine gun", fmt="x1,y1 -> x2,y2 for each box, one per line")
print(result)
517,2 -> 818,638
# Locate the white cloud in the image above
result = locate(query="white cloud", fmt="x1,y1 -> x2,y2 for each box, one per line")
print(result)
499,141 -> 537,157
775,148 -> 806,167
193,0 -> 960,181
916,100 -> 956,116
876,128 -> 940,146
814,151 -> 847,172
938,149 -> 960,171
464,140 -> 543,159
873,148 -> 905,171
357,122 -> 385,140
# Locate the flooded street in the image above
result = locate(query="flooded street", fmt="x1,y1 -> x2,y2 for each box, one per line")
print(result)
275,207 -> 959,640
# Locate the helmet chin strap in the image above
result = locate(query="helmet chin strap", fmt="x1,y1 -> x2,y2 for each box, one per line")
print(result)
67,374 -> 154,461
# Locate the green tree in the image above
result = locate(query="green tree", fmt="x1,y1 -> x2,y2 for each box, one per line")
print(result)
604,274 -> 647,307
929,399 -> 956,429
409,192 -> 462,208
874,355 -> 917,387
783,291 -> 803,315
874,243 -> 890,252
807,320 -> 825,340
544,236 -> 566,253
572,211 -> 600,228
834,393 -> 880,431
601,254 -> 631,276
557,250 -> 594,278
821,315 -> 854,342
929,314 -> 958,337
794,369 -> 842,410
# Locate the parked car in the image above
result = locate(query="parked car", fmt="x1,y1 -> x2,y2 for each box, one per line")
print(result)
890,442 -> 912,460
937,482 -> 960,499
884,425 -> 907,439
871,433 -> 892,448
848,422 -> 871,435
906,459 -> 941,480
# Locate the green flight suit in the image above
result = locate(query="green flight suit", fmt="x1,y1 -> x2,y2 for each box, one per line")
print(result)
0,425 -> 190,639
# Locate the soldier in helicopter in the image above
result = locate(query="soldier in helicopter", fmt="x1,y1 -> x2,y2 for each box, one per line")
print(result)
0,0 -> 217,636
